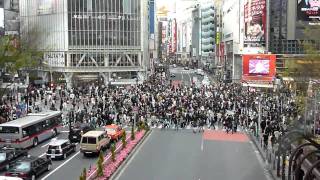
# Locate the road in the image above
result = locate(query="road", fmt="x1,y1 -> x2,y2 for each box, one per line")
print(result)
0,126 -> 131,180
114,129 -> 272,180
169,67 -> 204,86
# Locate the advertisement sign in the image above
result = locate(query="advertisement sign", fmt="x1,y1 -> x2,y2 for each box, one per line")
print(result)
38,0 -> 56,15
216,32 -> 220,45
297,0 -> 320,22
244,0 -> 266,47
242,54 -> 276,83
172,19 -> 177,53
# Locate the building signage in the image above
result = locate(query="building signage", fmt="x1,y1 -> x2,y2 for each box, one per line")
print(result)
216,32 -> 220,45
297,0 -> 320,22
73,14 -> 107,20
44,52 -> 65,67
244,0 -> 266,47
172,19 -> 177,53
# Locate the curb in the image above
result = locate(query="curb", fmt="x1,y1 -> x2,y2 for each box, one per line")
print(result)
246,132 -> 278,180
110,129 -> 152,180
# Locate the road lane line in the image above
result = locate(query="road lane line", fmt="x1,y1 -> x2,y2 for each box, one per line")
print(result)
41,142 -> 51,148
113,131 -> 154,180
39,153 -> 46,157
41,151 -> 80,180
60,130 -> 69,133
201,137 -> 204,151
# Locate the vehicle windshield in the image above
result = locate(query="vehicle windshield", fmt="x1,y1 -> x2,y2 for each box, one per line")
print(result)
13,162 -> 30,172
48,145 -> 59,150
0,126 -> 19,134
0,153 -> 6,162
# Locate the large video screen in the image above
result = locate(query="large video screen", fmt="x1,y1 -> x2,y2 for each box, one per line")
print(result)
297,0 -> 320,21
249,59 -> 270,74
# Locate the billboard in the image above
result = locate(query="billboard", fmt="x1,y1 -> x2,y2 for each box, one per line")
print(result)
242,54 -> 276,83
249,59 -> 270,74
244,0 -> 266,47
297,0 -> 320,22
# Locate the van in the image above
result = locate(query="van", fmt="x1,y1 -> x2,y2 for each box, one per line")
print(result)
0,176 -> 23,180
80,131 -> 110,156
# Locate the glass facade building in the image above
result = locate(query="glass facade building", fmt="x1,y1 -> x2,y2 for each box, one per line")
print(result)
19,0 -> 149,86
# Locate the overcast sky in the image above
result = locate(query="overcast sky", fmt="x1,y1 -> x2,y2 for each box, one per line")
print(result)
0,8 -> 3,28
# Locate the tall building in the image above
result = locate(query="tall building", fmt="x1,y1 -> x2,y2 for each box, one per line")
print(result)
269,0 -> 320,55
200,1 -> 215,66
20,0 -> 150,88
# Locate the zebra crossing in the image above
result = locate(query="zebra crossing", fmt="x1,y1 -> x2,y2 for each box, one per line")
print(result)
169,69 -> 195,74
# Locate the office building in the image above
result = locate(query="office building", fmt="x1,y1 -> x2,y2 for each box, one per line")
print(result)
20,0 -> 150,88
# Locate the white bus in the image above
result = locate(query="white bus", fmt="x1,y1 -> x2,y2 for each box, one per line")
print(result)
0,111 -> 63,149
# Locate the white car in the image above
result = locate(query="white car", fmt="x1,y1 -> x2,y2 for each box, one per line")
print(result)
196,69 -> 204,76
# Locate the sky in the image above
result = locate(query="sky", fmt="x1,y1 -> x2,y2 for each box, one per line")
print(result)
0,8 -> 3,28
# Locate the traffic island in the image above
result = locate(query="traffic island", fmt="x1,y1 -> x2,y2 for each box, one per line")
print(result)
86,129 -> 151,180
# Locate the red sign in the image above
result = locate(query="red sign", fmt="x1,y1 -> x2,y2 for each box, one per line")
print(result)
242,54 -> 276,83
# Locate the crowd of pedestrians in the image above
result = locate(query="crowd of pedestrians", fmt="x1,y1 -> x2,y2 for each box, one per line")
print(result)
0,73 -> 300,150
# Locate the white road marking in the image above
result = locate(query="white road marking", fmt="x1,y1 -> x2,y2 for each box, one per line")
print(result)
41,142 -> 51,148
41,151 -> 80,180
188,73 -> 192,83
201,137 -> 204,151
39,153 -> 46,157
113,131 -> 154,180
249,141 -> 273,180
60,130 -> 69,133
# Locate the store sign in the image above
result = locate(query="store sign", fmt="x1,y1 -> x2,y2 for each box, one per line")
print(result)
44,52 -> 65,67
244,0 -> 266,47
297,0 -> 320,22
73,14 -> 107,20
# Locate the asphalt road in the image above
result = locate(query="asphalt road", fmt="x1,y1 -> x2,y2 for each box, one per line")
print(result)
169,67 -> 204,86
0,126 -> 131,180
114,129 -> 272,180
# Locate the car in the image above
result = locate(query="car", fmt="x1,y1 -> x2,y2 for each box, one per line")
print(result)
0,148 -> 28,171
68,123 -> 95,143
5,156 -> 52,180
184,67 -> 189,70
80,131 -> 110,156
0,176 -> 23,180
170,73 -> 176,78
104,124 -> 125,141
196,69 -> 204,76
46,139 -> 76,160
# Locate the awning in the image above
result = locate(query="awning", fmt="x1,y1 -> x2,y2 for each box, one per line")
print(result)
242,83 -> 274,88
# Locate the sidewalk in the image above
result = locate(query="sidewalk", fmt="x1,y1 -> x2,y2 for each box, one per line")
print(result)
247,132 -> 286,180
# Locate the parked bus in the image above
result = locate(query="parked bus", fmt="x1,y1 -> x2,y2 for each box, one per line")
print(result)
0,111 -> 63,149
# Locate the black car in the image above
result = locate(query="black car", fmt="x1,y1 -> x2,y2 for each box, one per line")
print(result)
5,156 -> 52,180
0,148 -> 28,171
68,123 -> 95,142
46,139 -> 76,160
